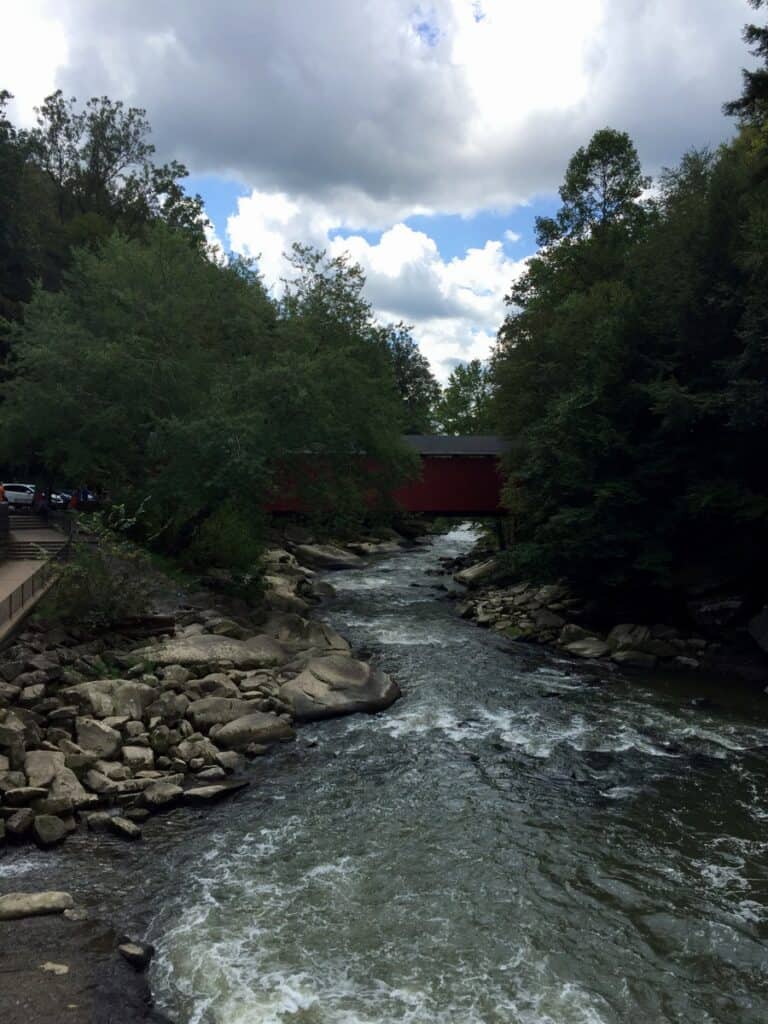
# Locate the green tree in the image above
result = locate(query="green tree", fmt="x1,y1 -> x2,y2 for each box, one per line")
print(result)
493,110 -> 768,601
384,324 -> 441,432
273,245 -> 416,519
724,0 -> 768,128
0,90 -> 29,327
435,359 -> 494,434
26,91 -> 205,237
0,226 -> 276,546
535,127 -> 650,246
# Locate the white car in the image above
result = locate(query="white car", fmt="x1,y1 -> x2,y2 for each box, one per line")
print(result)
2,483 -> 36,507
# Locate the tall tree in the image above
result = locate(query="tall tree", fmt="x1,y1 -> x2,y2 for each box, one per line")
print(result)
534,127 -> 650,246
435,359 -> 494,435
724,0 -> 768,128
384,324 -> 441,432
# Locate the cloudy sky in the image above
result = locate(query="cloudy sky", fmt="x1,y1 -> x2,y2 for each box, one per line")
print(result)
2,0 -> 752,378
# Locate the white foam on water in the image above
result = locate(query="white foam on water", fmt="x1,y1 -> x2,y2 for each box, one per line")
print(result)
329,574 -> 399,593
734,900 -> 767,925
373,704 -> 477,740
694,859 -> 749,891
0,854 -> 45,878
600,785 -> 642,800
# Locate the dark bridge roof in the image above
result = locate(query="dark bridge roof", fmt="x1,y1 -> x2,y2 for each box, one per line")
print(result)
403,435 -> 508,456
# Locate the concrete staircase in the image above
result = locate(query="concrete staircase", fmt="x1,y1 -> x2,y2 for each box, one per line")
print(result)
5,514 -> 70,561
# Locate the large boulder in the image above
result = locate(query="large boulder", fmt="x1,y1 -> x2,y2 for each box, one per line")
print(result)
48,767 -> 90,808
606,624 -> 652,652
175,737 -> 221,765
0,710 -> 28,768
187,697 -> 253,732
146,691 -> 190,723
0,891 -> 74,920
454,559 -> 498,588
75,718 -> 122,759
142,782 -> 183,810
122,746 -> 155,771
279,655 -> 400,722
607,624 -> 676,658
292,544 -> 364,570
60,680 -> 119,718
243,635 -> 290,666
183,781 -> 249,803
24,750 -> 65,788
262,548 -> 300,572
5,807 -> 35,838
215,712 -> 295,751
557,624 -> 593,646
563,637 -> 611,660
112,682 -> 157,719
32,815 -> 69,847
268,617 -> 350,653
130,635 -> 283,671
264,575 -> 311,615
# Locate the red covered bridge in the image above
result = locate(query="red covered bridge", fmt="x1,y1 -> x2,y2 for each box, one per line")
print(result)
268,435 -> 508,516
394,435 -> 508,515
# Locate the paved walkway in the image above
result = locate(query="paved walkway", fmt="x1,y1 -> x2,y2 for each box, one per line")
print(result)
0,520 -> 68,644
0,558 -> 47,604
8,525 -> 67,544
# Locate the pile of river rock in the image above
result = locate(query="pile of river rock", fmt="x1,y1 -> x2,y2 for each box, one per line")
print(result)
454,558 -> 719,671
0,540 -> 401,851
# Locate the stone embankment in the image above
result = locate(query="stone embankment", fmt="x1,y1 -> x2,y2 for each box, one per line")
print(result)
453,560 -> 722,672
0,539 -> 401,857
1,535 -> 404,1020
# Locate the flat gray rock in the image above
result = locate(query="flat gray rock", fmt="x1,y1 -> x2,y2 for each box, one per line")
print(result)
563,638 -> 611,659
143,782 -> 183,809
215,712 -> 295,751
279,655 -> 401,722
0,891 -> 74,920
454,558 -> 498,587
131,634 -> 285,670
76,717 -> 122,759
108,816 -> 142,840
186,697 -> 254,731
112,681 -> 157,719
4,787 -> 49,806
243,635 -> 290,665
183,780 -> 249,803
293,544 -> 365,570
24,750 -> 65,788
60,679 -> 120,718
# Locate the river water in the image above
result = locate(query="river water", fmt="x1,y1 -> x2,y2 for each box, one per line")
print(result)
2,527 -> 767,1023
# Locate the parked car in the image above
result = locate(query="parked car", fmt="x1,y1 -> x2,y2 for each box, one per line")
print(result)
2,482 -> 36,507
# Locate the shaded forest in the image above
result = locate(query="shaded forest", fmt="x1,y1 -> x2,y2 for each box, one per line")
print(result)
491,0 -> 767,612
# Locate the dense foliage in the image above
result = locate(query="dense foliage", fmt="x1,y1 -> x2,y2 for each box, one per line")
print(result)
434,359 -> 494,435
0,92 -> 429,564
492,4 -> 768,603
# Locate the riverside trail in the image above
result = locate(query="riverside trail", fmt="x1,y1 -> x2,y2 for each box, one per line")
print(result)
2,526 -> 767,1023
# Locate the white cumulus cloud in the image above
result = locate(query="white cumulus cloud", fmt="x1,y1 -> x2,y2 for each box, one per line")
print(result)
227,192 -> 527,380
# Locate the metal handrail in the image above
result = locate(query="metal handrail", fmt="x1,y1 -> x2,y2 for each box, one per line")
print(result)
0,563 -> 50,627
0,513 -> 75,627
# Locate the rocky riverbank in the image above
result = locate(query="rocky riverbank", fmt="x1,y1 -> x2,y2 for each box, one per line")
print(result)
0,533 -> 405,1022
450,557 -> 768,683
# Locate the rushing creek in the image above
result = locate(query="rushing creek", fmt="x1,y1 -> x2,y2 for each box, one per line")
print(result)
2,527 -> 768,1023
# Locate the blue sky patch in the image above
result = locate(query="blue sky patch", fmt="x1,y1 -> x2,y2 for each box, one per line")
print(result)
189,174 -> 560,267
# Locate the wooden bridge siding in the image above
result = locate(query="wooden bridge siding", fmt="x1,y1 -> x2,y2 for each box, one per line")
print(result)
392,455 -> 504,515
266,452 -> 506,516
